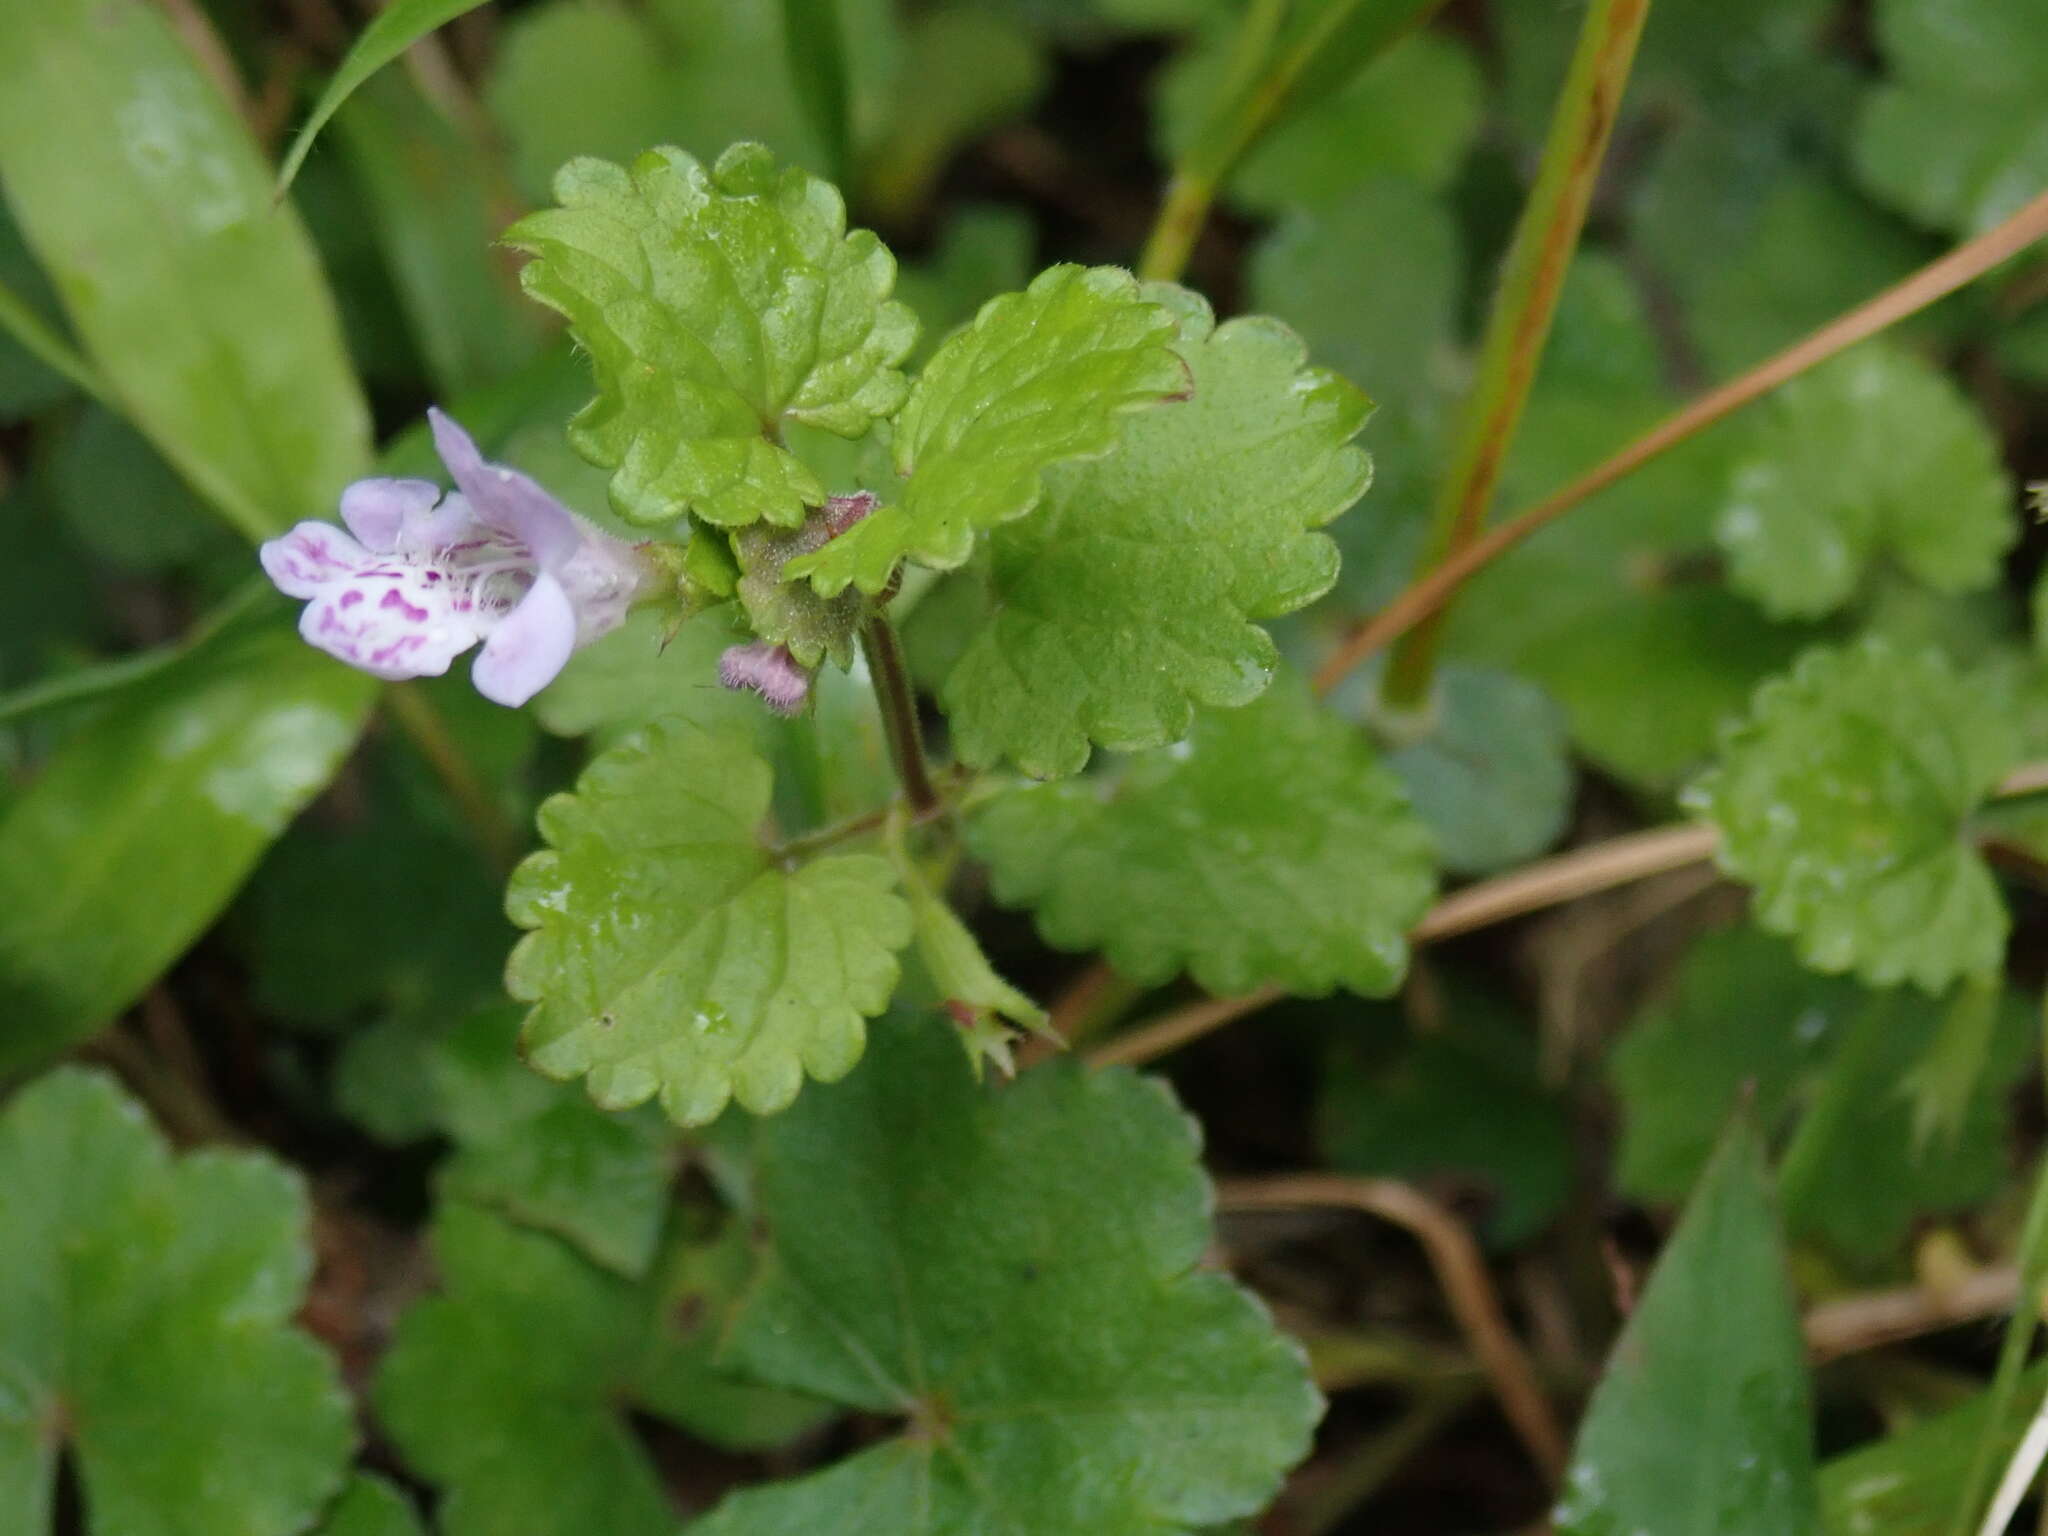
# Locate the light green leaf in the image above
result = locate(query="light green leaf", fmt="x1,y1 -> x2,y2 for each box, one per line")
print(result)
505,719 -> 913,1125
0,0 -> 370,538
506,143 -> 917,530
1820,1363 -> 2048,1535
970,670 -> 1436,998
1715,343 -> 2013,620
935,286 -> 1368,776
0,1068 -> 355,1535
788,263 -> 1188,596
1684,639 -> 2017,993
377,1203 -> 831,1536
1609,924 -> 2031,1260
0,620 -> 375,1075
1556,1115 -> 1818,1535
1444,255 -> 1812,788
1855,0 -> 2048,235
696,1012 -> 1321,1534
892,206 -> 1034,367
1333,662 -> 1573,878
276,0 -> 489,191
314,1476 -> 426,1536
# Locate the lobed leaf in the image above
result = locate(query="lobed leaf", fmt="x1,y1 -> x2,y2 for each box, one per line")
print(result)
1556,1115 -> 1819,1535
0,1069 -> 355,1536
937,286 -> 1370,776
1714,342 -> 2013,620
969,670 -> 1436,998
695,1012 -> 1322,1535
377,1204 -> 829,1536
505,719 -> 912,1125
788,263 -> 1189,595
1683,639 -> 2017,993
506,143 -> 917,530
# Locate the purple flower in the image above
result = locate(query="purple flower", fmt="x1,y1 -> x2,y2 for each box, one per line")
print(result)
260,410 -> 654,706
718,641 -> 812,716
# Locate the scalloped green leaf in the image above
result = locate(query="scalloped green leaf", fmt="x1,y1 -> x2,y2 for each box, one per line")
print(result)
1715,342 -> 2014,620
1683,639 -> 2018,993
1556,1115 -> 1818,1535
505,719 -> 912,1125
506,143 -> 917,529
695,1012 -> 1321,1535
1854,0 -> 2048,235
936,287 -> 1370,777
969,670 -> 1436,997
0,1068 -> 355,1536
788,263 -> 1188,595
377,1204 -> 831,1536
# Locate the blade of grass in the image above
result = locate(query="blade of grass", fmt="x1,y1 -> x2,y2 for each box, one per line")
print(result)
1378,0 -> 1648,710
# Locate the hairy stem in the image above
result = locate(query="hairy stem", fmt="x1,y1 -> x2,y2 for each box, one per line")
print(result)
1315,186 -> 2048,696
861,613 -> 939,816
1136,0 -> 1442,283
1218,1173 -> 1569,1484
1380,0 -> 1648,709
384,682 -> 523,875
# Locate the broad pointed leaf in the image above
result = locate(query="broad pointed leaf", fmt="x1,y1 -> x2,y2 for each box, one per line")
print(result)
505,719 -> 913,1125
0,1069 -> 355,1536
0,0 -> 371,539
1555,1116 -> 1819,1535
1683,639 -> 2017,992
969,671 -> 1436,997
694,1012 -> 1322,1535
788,263 -> 1189,595
1715,342 -> 2013,620
507,143 -> 917,530
935,287 -> 1369,776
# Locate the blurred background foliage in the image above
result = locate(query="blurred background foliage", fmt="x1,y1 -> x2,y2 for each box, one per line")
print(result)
1,0 -> 2047,1530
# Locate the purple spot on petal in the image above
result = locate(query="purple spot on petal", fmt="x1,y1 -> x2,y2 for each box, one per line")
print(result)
378,588 -> 430,623
338,589 -> 364,609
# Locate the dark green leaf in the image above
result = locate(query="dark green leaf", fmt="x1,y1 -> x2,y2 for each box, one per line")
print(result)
1556,1115 -> 1819,1535
315,1476 -> 426,1536
695,1012 -> 1321,1534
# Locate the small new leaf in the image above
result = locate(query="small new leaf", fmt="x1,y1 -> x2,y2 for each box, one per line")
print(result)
788,263 -> 1188,594
1684,639 -> 2018,993
507,143 -> 917,529
1715,342 -> 2014,620
970,671 -> 1436,998
0,1069 -> 354,1535
941,287 -> 1371,777
506,720 -> 913,1125
695,1014 -> 1321,1534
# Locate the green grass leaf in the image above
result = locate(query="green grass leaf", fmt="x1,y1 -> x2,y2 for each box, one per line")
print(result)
695,1012 -> 1322,1534
507,143 -> 916,530
377,1203 -> 831,1536
275,0 -> 490,193
0,0 -> 371,538
1556,1114 -> 1819,1535
1684,638 -> 2017,993
1609,924 -> 2031,1261
934,287 -> 1368,776
970,670 -> 1436,997
1715,342 -> 2014,620
788,263 -> 1188,596
0,620 -> 375,1076
1855,0 -> 2048,235
0,1069 -> 355,1534
505,719 -> 912,1125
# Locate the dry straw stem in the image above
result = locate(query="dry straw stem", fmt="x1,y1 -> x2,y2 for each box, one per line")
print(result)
1313,188 -> 2048,696
1217,1173 -> 1570,1485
